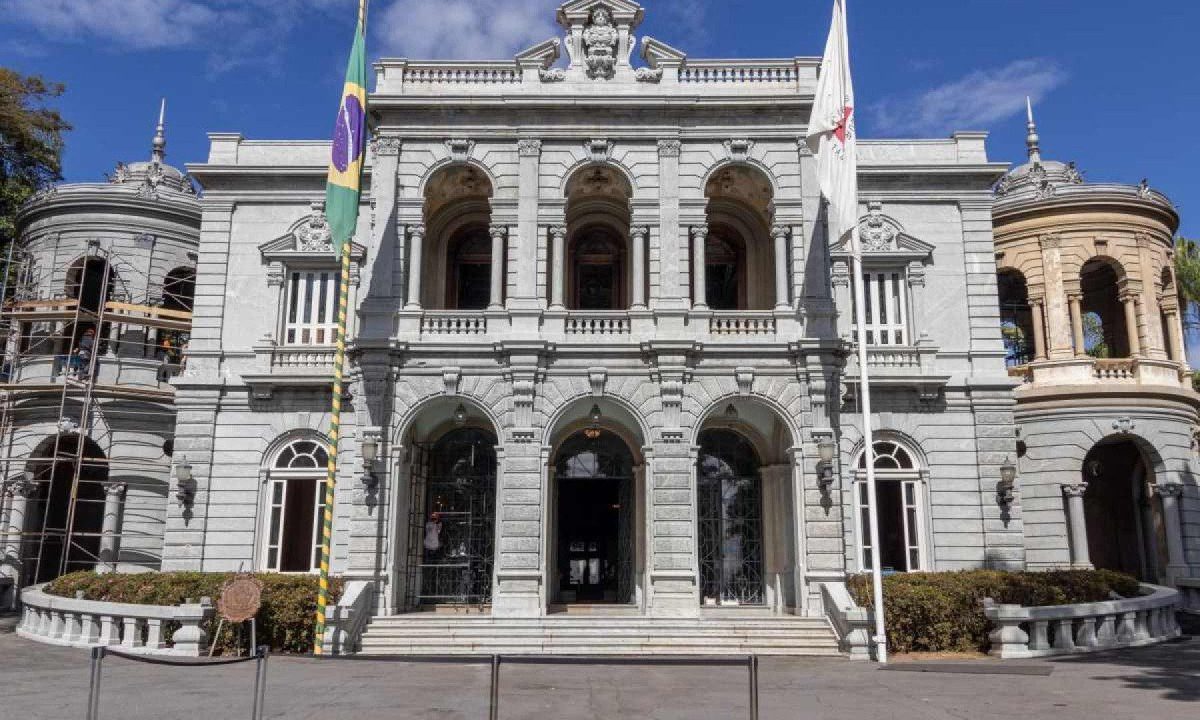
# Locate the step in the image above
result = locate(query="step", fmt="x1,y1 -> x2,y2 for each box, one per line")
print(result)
358,644 -> 843,657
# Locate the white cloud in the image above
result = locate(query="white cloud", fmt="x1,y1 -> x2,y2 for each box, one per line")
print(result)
0,0 -> 220,49
871,59 -> 1068,137
374,0 -> 560,59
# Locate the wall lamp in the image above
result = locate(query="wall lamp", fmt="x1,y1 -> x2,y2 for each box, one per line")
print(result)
997,456 -> 1018,508
816,436 -> 837,493
174,455 -> 196,507
360,427 -> 382,489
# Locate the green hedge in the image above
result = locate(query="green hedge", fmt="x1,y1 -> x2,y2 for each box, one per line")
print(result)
45,572 -> 344,655
847,570 -> 1140,654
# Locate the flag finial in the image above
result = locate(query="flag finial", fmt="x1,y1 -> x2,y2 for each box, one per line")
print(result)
1025,96 -> 1042,164
152,98 -> 167,164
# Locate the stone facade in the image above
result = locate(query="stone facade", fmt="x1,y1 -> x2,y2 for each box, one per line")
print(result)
994,109 -> 1200,584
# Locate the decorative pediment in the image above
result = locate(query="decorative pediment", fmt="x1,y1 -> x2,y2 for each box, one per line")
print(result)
258,202 -> 367,261
515,38 -> 562,69
641,37 -> 686,68
831,202 -> 935,259
557,0 -> 645,26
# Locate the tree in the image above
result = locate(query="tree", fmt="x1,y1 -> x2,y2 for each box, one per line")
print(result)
1175,237 -> 1200,323
1,68 -> 71,247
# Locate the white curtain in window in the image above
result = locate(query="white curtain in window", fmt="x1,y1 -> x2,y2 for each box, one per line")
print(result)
285,270 -> 337,345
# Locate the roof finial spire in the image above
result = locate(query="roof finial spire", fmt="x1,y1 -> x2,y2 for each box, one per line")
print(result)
1025,96 -> 1042,164
152,98 -> 167,164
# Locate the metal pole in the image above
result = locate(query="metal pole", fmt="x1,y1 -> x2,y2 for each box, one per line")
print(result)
489,654 -> 500,720
748,655 -> 759,720
252,646 -> 269,720
852,239 -> 888,664
86,646 -> 105,720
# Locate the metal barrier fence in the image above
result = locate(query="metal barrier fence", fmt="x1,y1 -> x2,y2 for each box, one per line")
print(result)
85,645 -> 269,720
307,653 -> 761,720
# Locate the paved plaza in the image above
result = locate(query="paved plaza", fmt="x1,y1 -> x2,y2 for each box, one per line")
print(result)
1,623 -> 1197,720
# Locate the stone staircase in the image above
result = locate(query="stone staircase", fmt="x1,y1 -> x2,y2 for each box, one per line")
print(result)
359,613 -> 842,656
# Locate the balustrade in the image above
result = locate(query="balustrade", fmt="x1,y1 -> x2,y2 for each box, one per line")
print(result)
565,314 -> 631,336
421,313 -> 488,336
709,313 -> 777,336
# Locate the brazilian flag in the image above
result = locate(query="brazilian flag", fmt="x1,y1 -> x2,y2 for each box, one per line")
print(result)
325,0 -> 368,255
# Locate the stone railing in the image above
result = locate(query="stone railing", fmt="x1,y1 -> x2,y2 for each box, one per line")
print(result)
270,346 -> 337,369
1093,358 -> 1137,381
1179,578 -> 1200,614
17,583 -> 214,656
983,584 -> 1181,659
866,346 -> 922,369
820,582 -> 872,661
322,580 -> 375,655
680,60 -> 800,84
404,62 -> 521,85
709,312 -> 777,336
422,312 -> 488,336
565,313 -> 631,336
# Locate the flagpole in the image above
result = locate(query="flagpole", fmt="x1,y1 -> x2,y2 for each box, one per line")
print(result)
314,0 -> 368,655
850,225 -> 888,663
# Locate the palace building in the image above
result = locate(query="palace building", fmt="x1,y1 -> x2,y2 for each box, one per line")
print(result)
1,1 -> 1196,653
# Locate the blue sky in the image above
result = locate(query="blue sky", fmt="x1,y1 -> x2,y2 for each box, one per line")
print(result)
2,0 -> 1196,242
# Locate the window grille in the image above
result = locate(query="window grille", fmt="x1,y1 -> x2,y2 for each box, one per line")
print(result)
852,270 -> 909,346
284,270 -> 337,345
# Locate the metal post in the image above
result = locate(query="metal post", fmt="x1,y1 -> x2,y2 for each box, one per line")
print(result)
748,655 -> 759,720
86,646 -> 106,720
251,646 -> 269,720
489,654 -> 500,720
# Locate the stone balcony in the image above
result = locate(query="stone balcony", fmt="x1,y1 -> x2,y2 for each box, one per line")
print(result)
399,308 -> 799,346
1007,356 -> 1189,388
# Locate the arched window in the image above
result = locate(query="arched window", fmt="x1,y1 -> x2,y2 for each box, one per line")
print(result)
445,227 -> 492,310
569,227 -> 626,310
264,438 -> 329,572
854,440 -> 926,572
407,428 -> 497,607
64,257 -> 117,355
1080,258 -> 1128,358
158,267 -> 195,363
697,428 -> 764,605
998,270 -> 1035,366
705,228 -> 744,311
25,435 -> 108,584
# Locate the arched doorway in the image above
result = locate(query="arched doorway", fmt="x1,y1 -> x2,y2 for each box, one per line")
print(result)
404,426 -> 498,609
25,434 -> 108,584
551,429 -> 636,605
696,428 -> 764,605
854,440 -> 928,573
262,438 -> 329,573
1081,439 -> 1164,581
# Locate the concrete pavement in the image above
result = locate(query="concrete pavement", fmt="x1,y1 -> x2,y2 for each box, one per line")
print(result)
0,628 -> 1197,719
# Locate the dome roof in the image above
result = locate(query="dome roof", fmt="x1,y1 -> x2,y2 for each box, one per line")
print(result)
107,98 -> 195,197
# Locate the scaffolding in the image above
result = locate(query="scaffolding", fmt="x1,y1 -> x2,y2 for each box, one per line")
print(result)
0,238 -> 195,585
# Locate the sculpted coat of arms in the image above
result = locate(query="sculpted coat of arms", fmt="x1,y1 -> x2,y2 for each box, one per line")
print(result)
583,8 -> 619,79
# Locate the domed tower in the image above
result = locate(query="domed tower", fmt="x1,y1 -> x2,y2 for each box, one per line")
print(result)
0,101 -> 199,598
993,100 -> 1197,585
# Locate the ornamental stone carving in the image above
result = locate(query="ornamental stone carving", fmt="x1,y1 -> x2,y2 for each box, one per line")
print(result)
585,138 -> 613,163
103,482 -> 128,498
371,136 -> 402,157
724,139 -> 755,162
1153,483 -> 1184,499
657,139 -> 681,158
445,138 -> 475,162
1061,483 -> 1089,498
583,8 -> 620,79
296,202 -> 334,252
859,202 -> 897,252
517,138 -> 543,157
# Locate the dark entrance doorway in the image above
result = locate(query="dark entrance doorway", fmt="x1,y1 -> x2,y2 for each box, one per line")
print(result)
1081,439 -> 1164,582
554,430 -> 635,604
26,434 -> 108,584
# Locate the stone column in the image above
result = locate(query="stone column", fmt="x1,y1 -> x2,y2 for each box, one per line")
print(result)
1153,483 -> 1188,582
1039,235 -> 1075,359
1165,309 -> 1184,362
630,226 -> 648,309
1121,293 -> 1142,357
1030,297 -> 1048,361
1062,483 -> 1092,568
1,478 -> 36,586
549,226 -> 567,309
691,226 -> 708,309
772,226 -> 790,309
656,139 -> 687,309
97,482 -> 127,571
405,224 -> 425,309
488,225 -> 507,309
1068,295 -> 1086,357
512,138 -> 543,312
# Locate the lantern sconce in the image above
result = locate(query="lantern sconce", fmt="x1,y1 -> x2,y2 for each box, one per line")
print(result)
816,436 -> 837,493
453,403 -> 469,426
584,403 -> 604,439
997,456 -> 1018,509
360,427 -> 382,490
174,455 -> 196,507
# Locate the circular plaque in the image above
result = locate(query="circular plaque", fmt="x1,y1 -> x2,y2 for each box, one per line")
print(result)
218,575 -> 264,622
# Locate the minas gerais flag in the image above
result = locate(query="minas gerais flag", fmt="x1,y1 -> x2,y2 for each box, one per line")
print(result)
314,0 -> 368,655
805,0 -> 890,663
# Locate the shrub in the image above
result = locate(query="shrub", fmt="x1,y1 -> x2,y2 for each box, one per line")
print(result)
45,571 -> 345,655
847,569 -> 1140,654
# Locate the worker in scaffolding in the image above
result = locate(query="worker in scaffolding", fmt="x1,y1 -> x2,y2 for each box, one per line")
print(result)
72,327 -> 96,380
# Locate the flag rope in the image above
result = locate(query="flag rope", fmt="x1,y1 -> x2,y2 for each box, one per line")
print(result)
313,241 -> 352,654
